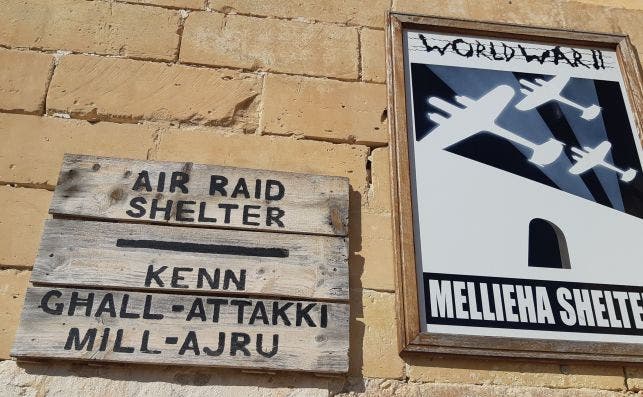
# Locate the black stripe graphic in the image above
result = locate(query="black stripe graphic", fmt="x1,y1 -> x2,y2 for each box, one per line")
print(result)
424,272 -> 643,336
116,239 -> 289,258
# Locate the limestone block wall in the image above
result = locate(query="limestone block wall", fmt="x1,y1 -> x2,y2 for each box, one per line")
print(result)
0,0 -> 641,395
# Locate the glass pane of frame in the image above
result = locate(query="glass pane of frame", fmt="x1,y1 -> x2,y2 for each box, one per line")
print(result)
393,17 -> 643,356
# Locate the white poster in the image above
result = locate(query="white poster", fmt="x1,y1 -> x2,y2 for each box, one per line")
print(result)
404,30 -> 643,343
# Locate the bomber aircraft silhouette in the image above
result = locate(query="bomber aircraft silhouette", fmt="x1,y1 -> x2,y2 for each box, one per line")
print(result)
426,85 -> 564,166
516,75 -> 602,121
569,141 -> 637,182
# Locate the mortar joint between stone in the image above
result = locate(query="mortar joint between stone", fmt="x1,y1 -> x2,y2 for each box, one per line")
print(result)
41,53 -> 62,116
206,7 -> 383,30
95,0 -> 204,12
146,126 -> 164,161
0,264 -> 34,271
357,27 -> 364,81
255,72 -> 268,135
1,42 -> 373,84
623,366 -> 630,391
365,147 -> 373,194
174,9 -> 191,63
0,181 -> 55,191
178,59 -> 365,83
259,131 -> 388,149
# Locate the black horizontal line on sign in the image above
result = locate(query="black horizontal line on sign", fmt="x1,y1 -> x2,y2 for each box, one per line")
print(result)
115,239 -> 289,258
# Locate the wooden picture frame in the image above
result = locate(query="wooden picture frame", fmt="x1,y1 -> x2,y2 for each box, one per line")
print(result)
386,12 -> 643,362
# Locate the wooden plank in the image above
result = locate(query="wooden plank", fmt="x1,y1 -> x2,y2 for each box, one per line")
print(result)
413,333 -> 643,358
405,333 -> 643,363
31,219 -> 349,301
12,287 -> 350,373
387,13 -> 422,353
403,343 -> 643,363
50,154 -> 349,236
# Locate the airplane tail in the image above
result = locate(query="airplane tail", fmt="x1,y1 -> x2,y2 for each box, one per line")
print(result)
581,104 -> 601,121
529,139 -> 564,166
621,168 -> 637,182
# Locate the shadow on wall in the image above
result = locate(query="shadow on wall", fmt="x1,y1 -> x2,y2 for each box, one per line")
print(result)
12,360 -> 345,394
347,187 -> 366,391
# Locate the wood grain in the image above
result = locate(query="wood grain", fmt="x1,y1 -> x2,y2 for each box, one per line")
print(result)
12,287 -> 350,373
387,13 -> 422,353
50,154 -> 349,236
31,219 -> 349,301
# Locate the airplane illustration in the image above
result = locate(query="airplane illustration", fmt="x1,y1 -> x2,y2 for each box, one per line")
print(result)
426,85 -> 563,166
516,75 -> 601,121
569,141 -> 638,182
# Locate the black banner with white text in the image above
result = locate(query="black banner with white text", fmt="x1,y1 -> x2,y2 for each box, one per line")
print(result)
425,273 -> 643,336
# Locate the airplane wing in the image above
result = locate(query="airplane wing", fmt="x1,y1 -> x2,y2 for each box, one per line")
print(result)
515,75 -> 570,111
469,85 -> 515,126
422,86 -> 514,147
539,75 -> 569,97
569,159 -> 593,175
569,141 -> 612,175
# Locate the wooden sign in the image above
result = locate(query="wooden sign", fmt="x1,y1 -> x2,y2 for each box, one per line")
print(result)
32,219 -> 348,300
50,154 -> 349,236
12,287 -> 349,373
12,154 -> 350,373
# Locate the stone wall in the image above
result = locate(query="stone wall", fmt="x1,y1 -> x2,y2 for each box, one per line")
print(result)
0,0 -> 642,395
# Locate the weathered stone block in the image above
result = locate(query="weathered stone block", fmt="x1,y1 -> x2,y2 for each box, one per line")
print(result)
0,49 -> 54,114
47,55 -> 260,127
0,360 -> 343,396
350,289 -> 404,379
261,74 -> 387,145
0,0 -> 180,61
361,28 -> 386,83
154,126 -> 370,194
407,356 -> 626,390
392,0 -> 566,28
573,0 -> 643,10
0,269 -> 30,359
626,366 -> 643,391
611,8 -> 643,52
560,1 -> 618,33
350,210 -> 395,292
180,12 -> 359,79
0,113 -> 155,186
339,377 -> 629,396
207,0 -> 390,28
0,186 -> 51,268
483,0 -> 565,27
367,147 -> 391,212
392,0 -> 470,20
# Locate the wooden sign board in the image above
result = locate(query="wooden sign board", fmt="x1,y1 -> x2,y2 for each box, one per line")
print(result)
12,154 -> 351,373
32,219 -> 348,300
50,154 -> 349,236
13,287 -> 349,373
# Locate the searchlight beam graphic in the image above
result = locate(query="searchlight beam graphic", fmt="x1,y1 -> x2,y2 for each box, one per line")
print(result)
427,85 -> 564,166
517,75 -> 602,121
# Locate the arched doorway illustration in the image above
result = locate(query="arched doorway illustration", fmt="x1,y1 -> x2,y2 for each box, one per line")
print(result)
528,218 -> 571,269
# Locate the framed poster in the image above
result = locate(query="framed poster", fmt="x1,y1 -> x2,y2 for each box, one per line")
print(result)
387,13 -> 643,361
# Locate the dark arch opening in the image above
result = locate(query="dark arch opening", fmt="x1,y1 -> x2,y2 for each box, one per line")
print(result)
528,218 -> 571,269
